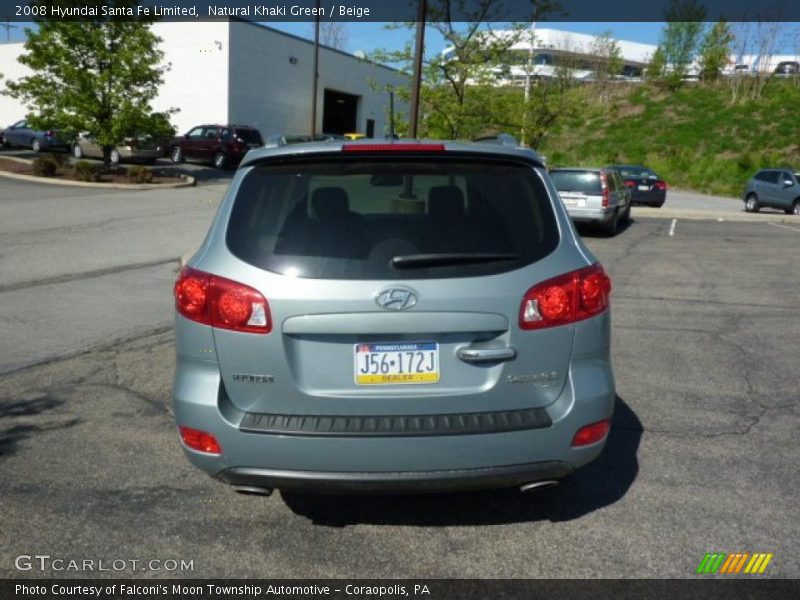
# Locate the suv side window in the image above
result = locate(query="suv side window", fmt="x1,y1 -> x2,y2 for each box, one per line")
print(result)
613,172 -> 625,191
203,127 -> 219,140
605,172 -> 616,192
186,127 -> 204,139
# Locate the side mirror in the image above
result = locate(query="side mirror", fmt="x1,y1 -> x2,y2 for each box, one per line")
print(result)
783,180 -> 794,187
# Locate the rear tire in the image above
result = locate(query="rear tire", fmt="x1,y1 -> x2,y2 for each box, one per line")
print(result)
213,151 -> 227,170
745,193 -> 760,212
622,202 -> 631,223
109,149 -> 121,166
789,200 -> 800,216
170,146 -> 183,163
601,209 -> 619,236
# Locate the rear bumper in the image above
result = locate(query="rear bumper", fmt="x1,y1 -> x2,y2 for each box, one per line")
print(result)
119,147 -> 162,160
41,137 -> 70,149
630,191 -> 666,206
217,461 -> 574,493
172,313 -> 615,493
566,206 -> 616,224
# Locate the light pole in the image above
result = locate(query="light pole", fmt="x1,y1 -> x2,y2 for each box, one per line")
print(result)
521,21 -> 536,147
310,0 -> 321,137
408,0 -> 427,138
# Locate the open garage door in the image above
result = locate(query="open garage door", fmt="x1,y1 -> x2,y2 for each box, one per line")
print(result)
323,89 -> 359,134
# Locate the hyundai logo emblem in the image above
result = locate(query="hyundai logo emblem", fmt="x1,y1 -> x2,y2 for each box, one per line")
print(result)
375,287 -> 418,311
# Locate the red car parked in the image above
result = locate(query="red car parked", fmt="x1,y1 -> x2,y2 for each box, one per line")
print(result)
169,124 -> 263,169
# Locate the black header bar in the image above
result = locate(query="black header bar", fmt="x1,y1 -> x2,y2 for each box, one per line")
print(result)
5,0 -> 800,23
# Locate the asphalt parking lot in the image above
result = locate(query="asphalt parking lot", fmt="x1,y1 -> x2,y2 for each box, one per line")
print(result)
0,177 -> 798,578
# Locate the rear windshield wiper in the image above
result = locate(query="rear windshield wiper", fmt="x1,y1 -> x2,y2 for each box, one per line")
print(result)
391,253 -> 520,269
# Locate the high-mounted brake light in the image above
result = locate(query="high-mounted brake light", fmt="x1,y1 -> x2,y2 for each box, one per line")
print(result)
519,264 -> 611,331
174,267 -> 271,334
179,426 -> 222,454
342,143 -> 446,153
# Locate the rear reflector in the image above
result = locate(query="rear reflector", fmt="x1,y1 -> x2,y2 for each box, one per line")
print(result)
179,426 -> 222,454
342,143 -> 445,153
520,264 -> 611,330
174,267 -> 271,334
572,419 -> 611,447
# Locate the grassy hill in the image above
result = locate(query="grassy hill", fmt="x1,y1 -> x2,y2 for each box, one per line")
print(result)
539,79 -> 800,197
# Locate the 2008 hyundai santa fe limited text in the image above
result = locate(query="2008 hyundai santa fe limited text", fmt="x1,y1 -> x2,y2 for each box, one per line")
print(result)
172,139 -> 615,495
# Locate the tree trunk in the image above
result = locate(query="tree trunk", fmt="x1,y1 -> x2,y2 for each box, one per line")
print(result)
102,145 -> 111,168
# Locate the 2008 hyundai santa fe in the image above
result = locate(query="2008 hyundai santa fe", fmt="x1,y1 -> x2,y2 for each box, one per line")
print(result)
172,139 -> 615,495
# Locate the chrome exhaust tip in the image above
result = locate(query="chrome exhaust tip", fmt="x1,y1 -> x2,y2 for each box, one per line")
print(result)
233,485 -> 273,497
519,480 -> 558,493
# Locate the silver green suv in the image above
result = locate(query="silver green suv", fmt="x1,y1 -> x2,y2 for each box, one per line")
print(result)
743,169 -> 800,215
172,140 -> 615,495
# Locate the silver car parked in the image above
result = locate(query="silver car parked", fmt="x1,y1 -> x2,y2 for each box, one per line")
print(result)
72,134 -> 164,165
172,140 -> 615,495
550,168 -> 631,236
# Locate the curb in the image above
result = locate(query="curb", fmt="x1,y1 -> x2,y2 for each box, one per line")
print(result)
632,207 -> 797,224
0,157 -> 196,189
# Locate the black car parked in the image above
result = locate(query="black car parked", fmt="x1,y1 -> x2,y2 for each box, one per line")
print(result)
608,165 -> 667,207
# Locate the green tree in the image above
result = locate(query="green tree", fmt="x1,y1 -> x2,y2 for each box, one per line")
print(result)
659,0 -> 707,89
698,20 -> 733,82
646,46 -> 667,81
5,0 -> 174,166
370,0 -> 560,140
589,30 -> 623,82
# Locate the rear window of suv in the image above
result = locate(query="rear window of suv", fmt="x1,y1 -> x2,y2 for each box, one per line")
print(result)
226,157 -> 558,280
550,170 -> 602,193
234,128 -> 263,145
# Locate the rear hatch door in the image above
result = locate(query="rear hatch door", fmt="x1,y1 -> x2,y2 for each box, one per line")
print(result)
211,152 -> 577,417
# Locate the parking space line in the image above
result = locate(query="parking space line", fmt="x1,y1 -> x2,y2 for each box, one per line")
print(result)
669,219 -> 677,236
767,222 -> 800,233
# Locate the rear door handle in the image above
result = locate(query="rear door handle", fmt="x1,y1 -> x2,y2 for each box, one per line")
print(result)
457,346 -> 516,363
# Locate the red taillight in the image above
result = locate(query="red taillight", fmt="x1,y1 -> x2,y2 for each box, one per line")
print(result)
600,172 -> 610,207
179,426 -> 222,454
655,180 -> 667,190
572,419 -> 611,447
520,264 -> 611,330
174,267 -> 271,334
624,180 -> 636,188
342,143 -> 445,153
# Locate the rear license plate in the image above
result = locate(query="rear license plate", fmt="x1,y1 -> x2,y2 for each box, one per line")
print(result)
561,196 -> 586,207
638,185 -> 649,191
354,342 -> 439,385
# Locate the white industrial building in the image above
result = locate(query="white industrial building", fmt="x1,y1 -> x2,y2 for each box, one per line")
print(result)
444,28 -> 658,82
445,27 -> 800,82
0,20 -> 407,138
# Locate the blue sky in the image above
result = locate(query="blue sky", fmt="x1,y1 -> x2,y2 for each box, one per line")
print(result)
2,20 -> 665,55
